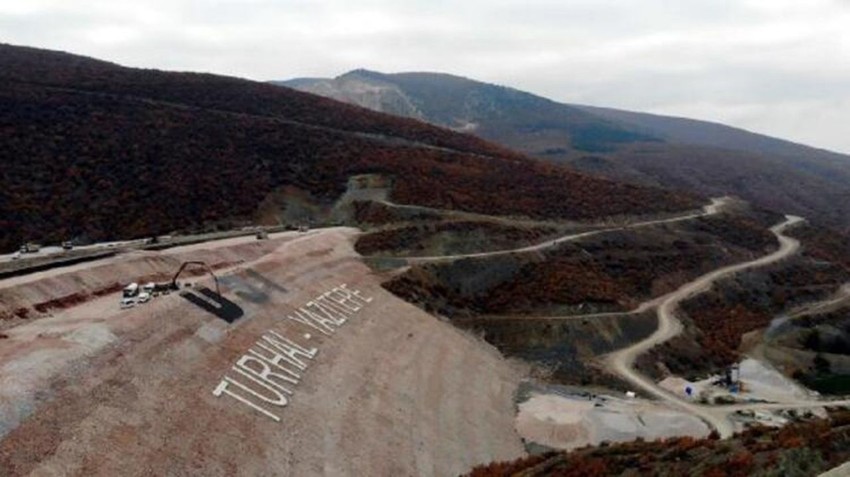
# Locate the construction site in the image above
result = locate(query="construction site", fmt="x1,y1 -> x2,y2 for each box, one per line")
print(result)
2,191 -> 850,476
0,228 -> 528,475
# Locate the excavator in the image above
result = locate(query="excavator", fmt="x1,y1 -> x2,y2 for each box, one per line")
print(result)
160,261 -> 220,295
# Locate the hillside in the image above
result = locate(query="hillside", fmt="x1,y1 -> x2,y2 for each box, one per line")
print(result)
0,44 -> 699,253
577,104 -> 850,164
470,410 -> 850,477
275,70 -> 660,153
6,44 -> 850,476
0,228 -> 528,476
279,71 -> 850,231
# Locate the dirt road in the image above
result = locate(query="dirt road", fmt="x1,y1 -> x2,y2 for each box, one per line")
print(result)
402,197 -> 728,264
604,216 -> 807,437
787,282 -> 850,319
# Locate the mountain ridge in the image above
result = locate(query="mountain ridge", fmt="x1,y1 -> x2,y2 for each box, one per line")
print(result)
0,44 -> 698,252
276,69 -> 662,152
278,70 -> 850,232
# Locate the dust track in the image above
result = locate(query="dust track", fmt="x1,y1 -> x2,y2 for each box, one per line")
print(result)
399,197 -> 727,263
601,216 -> 850,437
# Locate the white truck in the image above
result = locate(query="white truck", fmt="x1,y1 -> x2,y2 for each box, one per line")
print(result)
121,283 -> 140,309
123,283 -> 140,298
19,243 -> 40,254
137,282 -> 155,304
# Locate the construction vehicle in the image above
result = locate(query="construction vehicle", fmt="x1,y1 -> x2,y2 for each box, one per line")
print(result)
169,261 -> 220,294
19,243 -> 40,254
123,283 -> 140,298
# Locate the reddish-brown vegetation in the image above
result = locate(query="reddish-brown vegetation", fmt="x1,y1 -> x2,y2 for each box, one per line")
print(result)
0,44 -> 698,252
689,303 -> 772,364
386,220 -> 763,318
355,221 -> 559,256
468,410 -> 850,477
33,292 -> 88,313
791,225 -> 850,271
484,258 -> 628,311
688,215 -> 777,253
636,246 -> 850,379
667,254 -> 850,375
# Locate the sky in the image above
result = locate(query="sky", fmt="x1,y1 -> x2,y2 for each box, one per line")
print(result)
1,0 -> 849,153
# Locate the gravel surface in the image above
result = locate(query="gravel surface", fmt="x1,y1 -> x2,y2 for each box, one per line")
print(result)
515,392 -> 709,450
0,228 -> 526,476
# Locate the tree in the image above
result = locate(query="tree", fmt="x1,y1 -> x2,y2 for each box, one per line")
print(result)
755,448 -> 825,477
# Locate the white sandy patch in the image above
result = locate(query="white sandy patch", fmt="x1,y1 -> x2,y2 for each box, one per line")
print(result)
738,358 -> 814,402
516,391 -> 709,450
515,393 -> 593,449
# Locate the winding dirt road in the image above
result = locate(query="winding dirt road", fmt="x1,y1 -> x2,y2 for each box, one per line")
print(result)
787,282 -> 850,319
428,207 -> 850,439
602,215 -> 832,437
400,198 -> 728,264
383,199 -> 850,438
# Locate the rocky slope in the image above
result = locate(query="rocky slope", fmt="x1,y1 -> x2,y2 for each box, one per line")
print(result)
279,70 -> 850,231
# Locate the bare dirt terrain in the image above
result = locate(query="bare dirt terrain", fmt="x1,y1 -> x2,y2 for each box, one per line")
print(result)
514,391 -> 709,451
0,228 -> 527,476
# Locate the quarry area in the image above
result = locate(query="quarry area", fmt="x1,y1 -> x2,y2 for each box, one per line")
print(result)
0,229 -> 526,476
2,191 -> 850,476
515,388 -> 711,451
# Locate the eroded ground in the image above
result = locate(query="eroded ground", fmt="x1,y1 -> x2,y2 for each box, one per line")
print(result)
0,228 -> 526,476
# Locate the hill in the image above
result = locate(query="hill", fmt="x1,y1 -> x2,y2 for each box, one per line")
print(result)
577,104 -> 850,163
275,70 -> 660,153
0,44 -> 698,253
279,71 -> 850,231
4,44 -> 850,475
470,409 -> 850,477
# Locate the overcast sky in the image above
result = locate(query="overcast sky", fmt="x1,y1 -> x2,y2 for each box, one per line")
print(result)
2,0 -> 849,153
